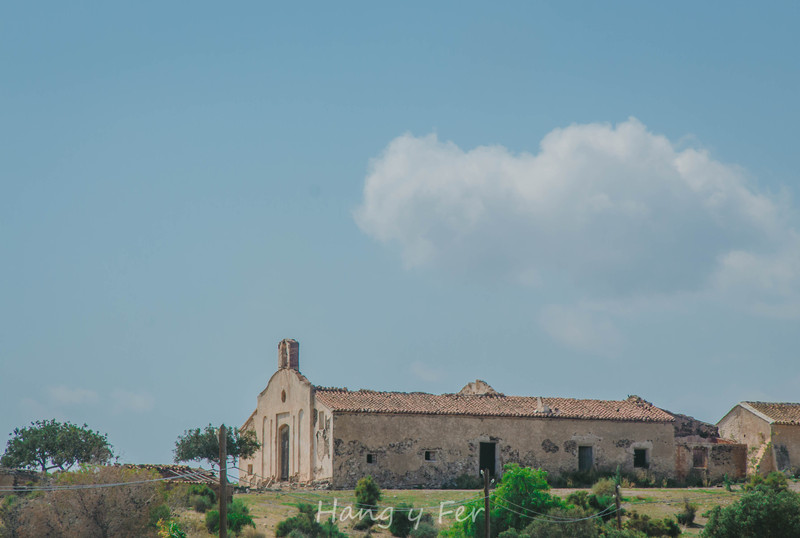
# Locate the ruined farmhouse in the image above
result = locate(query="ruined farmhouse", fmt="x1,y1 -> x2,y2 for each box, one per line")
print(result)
240,339 -> 745,488
718,401 -> 800,475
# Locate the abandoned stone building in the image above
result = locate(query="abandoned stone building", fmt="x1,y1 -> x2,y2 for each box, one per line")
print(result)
239,339 -> 744,488
718,401 -> 800,475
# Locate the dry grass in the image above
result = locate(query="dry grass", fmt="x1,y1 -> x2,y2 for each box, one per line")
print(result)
174,481 -> 800,537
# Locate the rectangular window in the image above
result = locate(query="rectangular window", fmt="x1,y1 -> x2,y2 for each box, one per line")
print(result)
247,464 -> 253,475
578,446 -> 593,472
692,447 -> 708,468
425,450 -> 436,461
366,454 -> 376,464
633,449 -> 648,468
318,411 -> 325,430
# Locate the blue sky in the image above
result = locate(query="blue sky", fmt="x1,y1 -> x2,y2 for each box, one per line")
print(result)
2,2 -> 798,464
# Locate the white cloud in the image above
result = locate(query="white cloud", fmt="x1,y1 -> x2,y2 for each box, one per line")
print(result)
538,305 -> 624,357
47,386 -> 99,406
111,389 -> 155,413
355,119 -> 799,310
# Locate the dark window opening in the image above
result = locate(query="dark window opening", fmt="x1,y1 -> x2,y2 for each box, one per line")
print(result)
578,446 -> 593,472
425,450 -> 436,461
247,464 -> 253,475
692,447 -> 708,468
279,425 -> 290,480
479,442 -> 496,477
366,454 -> 376,464
633,448 -> 648,468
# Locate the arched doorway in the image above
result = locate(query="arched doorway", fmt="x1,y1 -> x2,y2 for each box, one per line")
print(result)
279,425 -> 290,480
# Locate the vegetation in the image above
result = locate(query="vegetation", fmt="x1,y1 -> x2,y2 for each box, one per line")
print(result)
702,478 -> 800,537
173,424 -> 259,466
0,465 -> 164,537
274,503 -> 347,537
354,475 -> 382,527
205,498 -> 256,536
675,498 -> 697,527
0,419 -> 113,474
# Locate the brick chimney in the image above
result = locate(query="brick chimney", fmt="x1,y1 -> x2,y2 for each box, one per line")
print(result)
278,339 -> 299,371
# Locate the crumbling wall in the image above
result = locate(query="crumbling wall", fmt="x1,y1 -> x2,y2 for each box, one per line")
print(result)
329,413 -> 675,489
675,439 -> 746,484
772,424 -> 800,474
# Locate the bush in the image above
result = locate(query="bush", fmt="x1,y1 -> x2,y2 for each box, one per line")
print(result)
522,507 -> 600,537
156,518 -> 187,538
675,498 -> 697,527
149,503 -> 172,528
205,499 -> 256,535
354,475 -> 382,527
625,512 -> 680,537
742,470 -> 788,492
702,486 -> 800,537
275,503 -> 347,537
409,520 -> 438,538
389,502 -> 416,537
593,478 -> 616,499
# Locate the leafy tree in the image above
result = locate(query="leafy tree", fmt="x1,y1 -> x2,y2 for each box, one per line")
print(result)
0,419 -> 113,474
173,424 -> 259,466
441,464 -> 566,537
702,486 -> 800,537
355,475 -> 382,526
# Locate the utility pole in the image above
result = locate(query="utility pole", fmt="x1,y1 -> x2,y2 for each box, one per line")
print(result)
615,483 -> 622,531
483,468 -> 491,538
219,424 -> 227,538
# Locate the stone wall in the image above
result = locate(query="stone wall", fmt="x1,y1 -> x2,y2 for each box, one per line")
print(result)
674,438 -> 746,484
329,412 -> 675,488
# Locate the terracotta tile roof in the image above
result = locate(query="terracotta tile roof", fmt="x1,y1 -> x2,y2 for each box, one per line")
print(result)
743,401 -> 800,425
314,389 -> 673,423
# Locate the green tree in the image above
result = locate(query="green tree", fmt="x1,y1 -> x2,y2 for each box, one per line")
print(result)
441,464 -> 567,537
0,419 -> 113,474
173,424 -> 259,467
702,486 -> 800,538
355,475 -> 382,525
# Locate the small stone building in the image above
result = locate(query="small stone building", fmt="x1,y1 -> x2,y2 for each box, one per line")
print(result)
240,339 -> 695,488
718,401 -> 800,475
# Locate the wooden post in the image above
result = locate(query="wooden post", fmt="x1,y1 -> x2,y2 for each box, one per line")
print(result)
483,468 -> 491,538
615,483 -> 622,531
219,424 -> 227,538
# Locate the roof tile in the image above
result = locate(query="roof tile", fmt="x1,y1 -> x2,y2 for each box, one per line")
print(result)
314,388 -> 673,422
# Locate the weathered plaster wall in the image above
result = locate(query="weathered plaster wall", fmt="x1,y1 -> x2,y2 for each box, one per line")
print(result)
772,424 -> 800,473
312,401 -> 334,481
240,367 -> 315,485
718,406 -> 771,450
330,413 -> 675,488
674,440 -> 746,483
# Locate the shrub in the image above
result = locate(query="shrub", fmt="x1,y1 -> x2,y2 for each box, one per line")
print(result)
593,478 -> 616,498
522,507 -> 600,537
409,520 -> 438,538
625,512 -> 680,537
275,503 -> 347,537
702,486 -> 800,537
676,498 -> 697,526
205,499 -> 256,535
354,475 -> 382,527
191,494 -> 215,513
149,503 -> 172,528
389,502 -> 416,537
156,518 -> 187,538
566,490 -> 590,509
